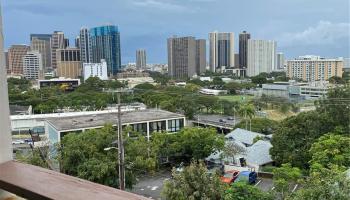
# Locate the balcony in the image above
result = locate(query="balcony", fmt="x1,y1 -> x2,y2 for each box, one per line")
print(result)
0,161 -> 148,200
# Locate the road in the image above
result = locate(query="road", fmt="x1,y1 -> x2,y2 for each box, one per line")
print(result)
131,171 -> 171,200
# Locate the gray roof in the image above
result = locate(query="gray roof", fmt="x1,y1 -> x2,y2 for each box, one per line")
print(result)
225,128 -> 265,146
246,140 -> 273,166
46,109 -> 185,132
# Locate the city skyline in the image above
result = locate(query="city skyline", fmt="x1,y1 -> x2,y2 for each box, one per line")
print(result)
3,0 -> 350,63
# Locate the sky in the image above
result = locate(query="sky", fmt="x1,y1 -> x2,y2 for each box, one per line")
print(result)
3,0 -> 350,63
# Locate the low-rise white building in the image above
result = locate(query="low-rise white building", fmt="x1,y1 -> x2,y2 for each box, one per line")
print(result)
200,88 -> 228,96
83,59 -> 108,81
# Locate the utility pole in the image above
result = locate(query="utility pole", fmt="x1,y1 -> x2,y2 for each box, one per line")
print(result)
117,92 -> 125,190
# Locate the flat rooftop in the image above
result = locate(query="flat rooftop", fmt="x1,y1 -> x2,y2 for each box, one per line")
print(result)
47,109 -> 185,132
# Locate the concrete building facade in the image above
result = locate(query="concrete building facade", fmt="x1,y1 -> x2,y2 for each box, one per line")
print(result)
30,34 -> 52,72
8,44 -> 30,75
83,59 -> 108,81
89,25 -> 121,76
168,36 -> 196,79
287,56 -> 343,81
23,51 -> 43,79
4,50 -> 8,73
51,31 -> 67,69
195,39 -> 206,75
79,27 -> 91,64
136,49 -> 146,69
209,32 -> 234,72
56,48 -> 81,79
247,40 -> 276,77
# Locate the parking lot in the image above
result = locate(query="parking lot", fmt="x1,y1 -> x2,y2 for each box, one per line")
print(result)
131,171 -> 274,199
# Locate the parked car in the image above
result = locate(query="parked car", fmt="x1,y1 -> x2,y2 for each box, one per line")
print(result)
234,171 -> 257,184
227,117 -> 234,120
220,170 -> 240,184
12,140 -> 24,145
24,139 -> 33,143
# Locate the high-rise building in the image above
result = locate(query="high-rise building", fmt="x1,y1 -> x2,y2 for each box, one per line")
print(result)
51,31 -> 66,69
75,36 -> 80,48
4,50 -> 9,73
287,56 -> 343,82
30,34 -> 52,72
79,27 -> 91,63
89,25 -> 121,76
277,53 -> 285,70
168,36 -> 196,79
8,45 -> 30,75
168,36 -> 205,79
343,58 -> 350,70
83,59 -> 108,81
239,31 -> 250,69
234,53 -> 239,68
195,39 -> 206,75
136,49 -> 146,69
56,48 -> 81,79
247,40 -> 276,77
209,32 -> 234,72
23,51 -> 43,80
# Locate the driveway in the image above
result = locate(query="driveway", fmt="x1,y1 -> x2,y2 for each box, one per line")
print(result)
131,171 -> 171,199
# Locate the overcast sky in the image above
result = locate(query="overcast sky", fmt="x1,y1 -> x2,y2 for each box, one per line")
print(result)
3,0 -> 350,63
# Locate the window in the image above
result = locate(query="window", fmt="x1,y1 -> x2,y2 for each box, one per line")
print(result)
167,119 -> 184,132
149,121 -> 166,133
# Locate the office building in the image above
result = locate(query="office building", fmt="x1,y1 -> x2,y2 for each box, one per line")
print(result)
8,45 -> 30,75
51,31 -> 67,69
277,53 -> 285,70
23,51 -> 43,79
136,49 -> 146,69
30,34 -> 52,72
79,27 -> 90,63
343,58 -> 350,72
234,53 -> 239,68
167,36 -> 195,79
46,109 -> 186,143
83,59 -> 108,81
287,56 -> 343,81
75,36 -> 80,48
209,32 -> 234,72
239,31 -> 250,69
56,48 -> 81,79
89,25 -> 121,76
247,40 -> 276,77
195,39 -> 206,75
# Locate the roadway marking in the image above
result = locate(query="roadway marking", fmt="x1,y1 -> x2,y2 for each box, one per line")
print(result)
254,180 -> 262,186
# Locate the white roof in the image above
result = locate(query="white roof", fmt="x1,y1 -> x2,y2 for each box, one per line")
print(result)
225,128 -> 265,146
246,140 -> 273,166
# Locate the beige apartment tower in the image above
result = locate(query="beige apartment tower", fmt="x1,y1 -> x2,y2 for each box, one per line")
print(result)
8,45 -> 30,75
287,56 -> 343,82
51,31 -> 67,69
56,48 -> 82,79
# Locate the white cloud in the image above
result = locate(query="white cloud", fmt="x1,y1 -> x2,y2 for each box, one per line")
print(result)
278,21 -> 350,47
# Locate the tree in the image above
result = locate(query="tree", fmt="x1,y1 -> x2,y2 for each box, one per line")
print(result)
224,82 -> 241,94
238,104 -> 255,130
270,111 -> 335,169
197,95 -> 219,113
224,181 -> 273,200
162,161 -> 225,200
185,83 -> 201,92
309,133 -> 350,172
222,142 -> 246,165
328,76 -> 346,84
272,163 -> 302,200
134,83 -> 156,90
234,118 -> 279,135
212,77 -> 225,87
179,127 -> 225,161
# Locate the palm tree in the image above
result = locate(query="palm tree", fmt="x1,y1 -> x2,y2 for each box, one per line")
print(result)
238,104 -> 255,130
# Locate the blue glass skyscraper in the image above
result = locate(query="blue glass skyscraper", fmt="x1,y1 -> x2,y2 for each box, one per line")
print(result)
89,25 -> 121,76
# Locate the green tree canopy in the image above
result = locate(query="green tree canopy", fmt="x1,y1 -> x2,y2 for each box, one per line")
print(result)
224,181 -> 273,200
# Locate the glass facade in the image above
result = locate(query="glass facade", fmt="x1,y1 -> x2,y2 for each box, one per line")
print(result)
149,121 -> 166,133
168,119 -> 184,132
89,25 -> 121,76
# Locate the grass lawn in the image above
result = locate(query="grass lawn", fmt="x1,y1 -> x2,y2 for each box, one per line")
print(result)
218,95 -> 255,103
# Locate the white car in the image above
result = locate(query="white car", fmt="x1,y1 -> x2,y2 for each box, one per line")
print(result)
12,140 -> 25,145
